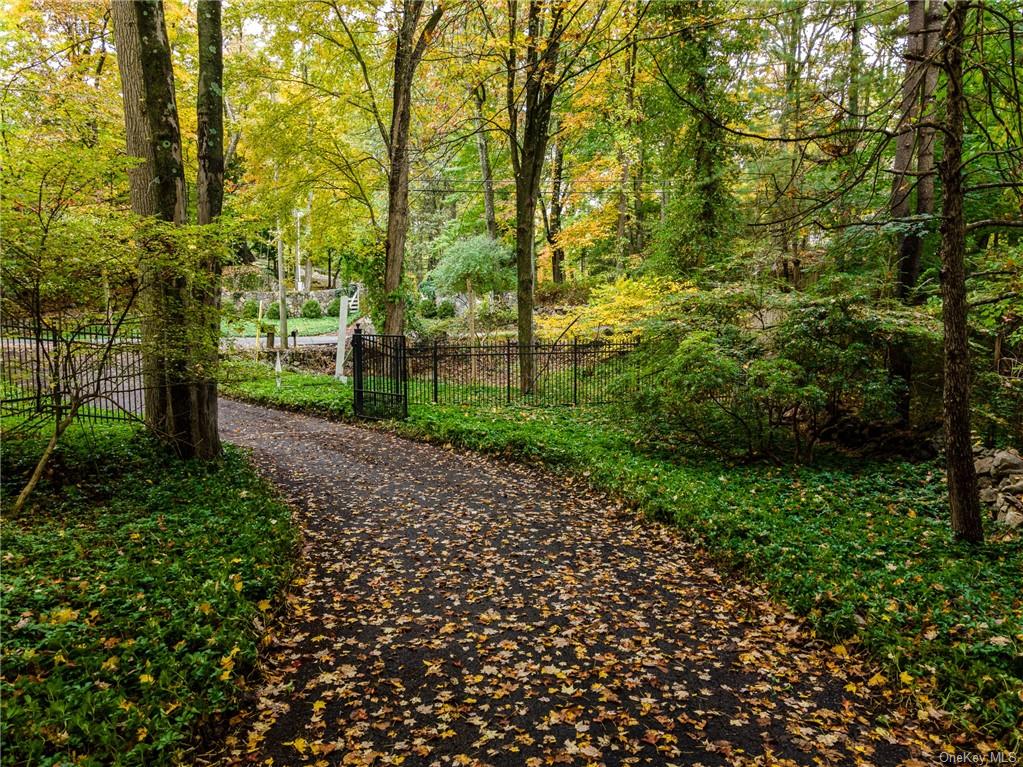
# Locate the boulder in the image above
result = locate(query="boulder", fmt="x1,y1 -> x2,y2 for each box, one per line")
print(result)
1001,510 -> 1023,528
974,456 -> 995,475
991,450 -> 1023,477
979,487 -> 999,504
999,479 -> 1023,494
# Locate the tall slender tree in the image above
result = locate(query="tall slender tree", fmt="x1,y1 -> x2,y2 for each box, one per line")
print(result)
383,1 -> 445,334
937,0 -> 982,543
195,0 -> 224,457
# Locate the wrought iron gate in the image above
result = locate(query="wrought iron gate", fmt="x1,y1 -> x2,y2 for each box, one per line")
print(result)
352,328 -> 408,419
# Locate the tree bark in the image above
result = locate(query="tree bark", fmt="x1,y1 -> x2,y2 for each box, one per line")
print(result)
132,0 -> 194,454
112,1 -> 157,217
507,1 -> 561,392
194,0 -> 224,458
383,2 -> 444,335
112,0 -> 167,435
474,87 -> 498,239
549,138 -> 566,283
892,0 -> 926,298
938,1 -> 983,543
890,0 -> 938,425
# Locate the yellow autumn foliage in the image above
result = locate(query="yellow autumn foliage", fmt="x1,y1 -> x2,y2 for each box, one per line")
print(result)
536,276 -> 694,340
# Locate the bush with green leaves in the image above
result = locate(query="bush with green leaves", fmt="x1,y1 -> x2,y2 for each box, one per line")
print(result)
419,298 -> 438,319
326,296 -> 341,317
241,299 -> 259,319
301,299 -> 323,319
631,293 -> 931,462
435,299 -> 456,319
265,300 -> 285,320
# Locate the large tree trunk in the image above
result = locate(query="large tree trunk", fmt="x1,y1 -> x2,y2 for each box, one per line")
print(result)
112,0 -> 166,434
132,0 -> 194,455
193,0 -> 223,458
383,2 -> 444,335
938,1 -> 982,543
474,87 -> 498,239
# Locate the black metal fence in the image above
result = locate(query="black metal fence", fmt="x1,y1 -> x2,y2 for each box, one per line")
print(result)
1,320 -> 146,423
406,335 -> 641,407
351,329 -> 641,417
352,332 -> 408,420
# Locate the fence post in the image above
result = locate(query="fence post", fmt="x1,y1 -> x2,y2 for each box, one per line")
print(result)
572,336 -> 579,406
352,325 -> 363,416
505,339 -> 512,404
399,334 -> 408,419
432,339 -> 439,404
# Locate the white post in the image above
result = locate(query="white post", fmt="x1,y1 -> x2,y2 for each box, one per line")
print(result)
335,285 -> 350,382
275,350 -> 282,389
254,299 -> 263,358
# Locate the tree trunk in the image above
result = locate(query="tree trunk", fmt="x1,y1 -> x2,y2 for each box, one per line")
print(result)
193,0 -> 223,459
549,138 -> 565,283
112,1 -> 157,217
112,0 -> 167,435
515,181 -> 537,392
383,3 -> 444,335
893,0 -> 927,298
938,1 -> 983,543
507,1 -> 560,392
889,0 -> 930,425
132,0 -> 195,456
474,87 -> 498,239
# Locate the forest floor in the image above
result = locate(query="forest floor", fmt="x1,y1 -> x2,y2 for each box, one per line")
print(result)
218,399 -> 957,766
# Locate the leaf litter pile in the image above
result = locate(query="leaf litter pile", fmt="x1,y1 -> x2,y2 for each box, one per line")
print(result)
219,400 -> 953,767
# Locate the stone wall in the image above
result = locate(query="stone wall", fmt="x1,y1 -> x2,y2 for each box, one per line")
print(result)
974,447 -> 1023,528
222,288 -> 342,314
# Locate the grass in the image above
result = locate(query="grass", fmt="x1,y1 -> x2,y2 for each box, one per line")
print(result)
220,359 -> 1023,748
0,417 -> 299,766
221,316 -> 340,338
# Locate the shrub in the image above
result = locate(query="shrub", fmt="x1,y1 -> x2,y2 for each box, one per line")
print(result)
630,294 -> 919,462
301,299 -> 323,319
266,301 -> 285,320
435,299 -> 456,319
326,297 -> 341,317
478,300 -> 515,329
419,298 -> 438,319
535,279 -> 594,307
241,299 -> 259,319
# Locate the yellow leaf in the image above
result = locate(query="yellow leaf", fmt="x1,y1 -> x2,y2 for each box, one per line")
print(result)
257,599 -> 271,612
900,671 -> 913,685
867,673 -> 887,687
312,700 -> 327,713
832,644 -> 848,657
199,602 -> 212,615
101,656 -> 119,671
289,737 -> 307,754
139,673 -> 154,684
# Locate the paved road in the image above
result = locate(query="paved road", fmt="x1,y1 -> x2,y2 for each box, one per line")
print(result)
218,400 -> 946,766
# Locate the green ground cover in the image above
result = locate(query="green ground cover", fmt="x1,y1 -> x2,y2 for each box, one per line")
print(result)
220,359 -> 1023,747
0,417 -> 299,766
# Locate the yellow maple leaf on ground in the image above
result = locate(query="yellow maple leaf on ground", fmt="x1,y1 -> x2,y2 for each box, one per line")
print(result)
867,672 -> 887,687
